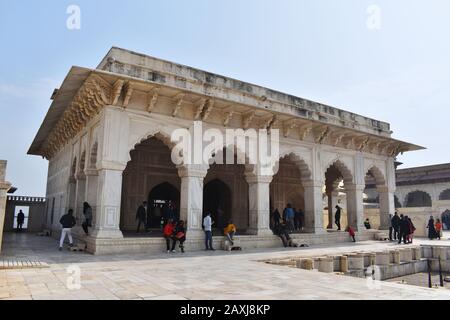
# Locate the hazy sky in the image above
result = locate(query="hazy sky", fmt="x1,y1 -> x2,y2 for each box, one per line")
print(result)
1,0 -> 449,196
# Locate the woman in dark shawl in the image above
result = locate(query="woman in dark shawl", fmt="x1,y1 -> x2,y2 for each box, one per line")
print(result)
427,216 -> 437,240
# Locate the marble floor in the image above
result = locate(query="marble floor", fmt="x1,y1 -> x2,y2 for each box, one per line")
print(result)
0,232 -> 449,300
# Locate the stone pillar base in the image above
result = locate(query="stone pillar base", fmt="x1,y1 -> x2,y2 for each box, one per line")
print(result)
246,228 -> 273,236
90,229 -> 123,239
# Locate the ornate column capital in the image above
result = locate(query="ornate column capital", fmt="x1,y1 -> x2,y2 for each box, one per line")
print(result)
98,160 -> 127,172
345,184 -> 365,192
84,169 -> 99,177
303,180 -> 323,188
245,174 -> 273,184
177,164 -> 208,178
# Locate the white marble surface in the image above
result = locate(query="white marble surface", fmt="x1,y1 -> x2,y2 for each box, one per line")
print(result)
0,233 -> 449,300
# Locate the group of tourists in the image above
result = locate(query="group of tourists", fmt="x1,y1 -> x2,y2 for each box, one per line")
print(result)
270,204 -> 305,233
57,197 -> 448,253
163,219 -> 186,253
389,212 -> 416,244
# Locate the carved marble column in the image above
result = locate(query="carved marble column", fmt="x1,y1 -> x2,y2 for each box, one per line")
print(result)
245,174 -> 273,236
90,164 -> 125,239
85,169 -> 99,227
178,165 -> 208,239
74,173 -> 86,226
303,180 -> 326,234
346,184 -> 365,231
378,185 -> 395,230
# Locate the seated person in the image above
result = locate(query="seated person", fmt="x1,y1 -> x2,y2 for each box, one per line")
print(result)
163,219 -> 176,253
223,220 -> 237,246
364,219 -> 371,230
274,220 -> 297,248
171,220 -> 186,253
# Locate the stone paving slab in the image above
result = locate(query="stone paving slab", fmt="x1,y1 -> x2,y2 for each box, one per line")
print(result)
1,233 -> 450,300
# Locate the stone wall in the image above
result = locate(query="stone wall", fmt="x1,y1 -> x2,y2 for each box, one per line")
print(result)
4,196 -> 46,233
0,160 -> 12,253
363,207 -> 445,237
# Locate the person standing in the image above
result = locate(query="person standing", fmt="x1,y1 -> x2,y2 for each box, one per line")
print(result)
16,210 -> 25,232
136,201 -> 148,233
427,216 -> 437,240
335,205 -> 342,231
388,213 -> 394,241
203,212 -> 215,250
435,219 -> 442,240
59,209 -> 76,251
294,208 -> 303,231
272,209 -> 281,232
283,204 -> 295,233
82,202 -> 93,235
398,215 -> 408,244
406,216 -> 416,244
391,211 -> 401,240
298,208 -> 305,231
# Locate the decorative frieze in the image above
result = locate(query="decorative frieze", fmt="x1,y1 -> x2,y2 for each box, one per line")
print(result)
41,74 -> 112,159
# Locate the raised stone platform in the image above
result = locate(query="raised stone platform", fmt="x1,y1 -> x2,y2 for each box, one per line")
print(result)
83,230 -> 379,255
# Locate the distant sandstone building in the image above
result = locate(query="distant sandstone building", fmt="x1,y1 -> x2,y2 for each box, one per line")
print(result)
365,163 -> 450,236
28,47 -> 422,254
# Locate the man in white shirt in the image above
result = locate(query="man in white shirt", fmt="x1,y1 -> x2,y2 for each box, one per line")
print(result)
203,212 -> 215,250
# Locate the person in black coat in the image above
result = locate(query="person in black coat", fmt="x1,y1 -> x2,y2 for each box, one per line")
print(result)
273,220 -> 296,248
82,202 -> 93,235
335,205 -> 342,231
427,216 -> 437,240
398,214 -> 408,244
391,211 -> 401,240
59,209 -> 76,250
136,201 -> 148,233
271,209 -> 281,232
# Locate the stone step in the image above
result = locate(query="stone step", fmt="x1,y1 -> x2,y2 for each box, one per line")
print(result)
0,259 -> 49,270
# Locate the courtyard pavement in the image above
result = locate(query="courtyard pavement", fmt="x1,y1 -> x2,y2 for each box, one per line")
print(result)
0,232 -> 449,300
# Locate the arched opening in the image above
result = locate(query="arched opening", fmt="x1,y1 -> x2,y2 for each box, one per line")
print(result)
120,136 -> 180,234
405,191 -> 432,208
270,154 -> 307,233
439,189 -> 450,201
324,160 -> 353,231
364,171 -> 379,208
203,179 -> 232,230
363,166 -> 388,229
203,147 -> 249,233
147,182 -> 180,228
